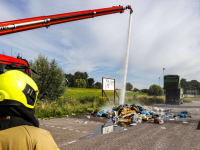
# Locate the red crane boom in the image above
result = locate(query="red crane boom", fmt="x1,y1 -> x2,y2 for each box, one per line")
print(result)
0,5 -> 132,36
0,5 -> 132,78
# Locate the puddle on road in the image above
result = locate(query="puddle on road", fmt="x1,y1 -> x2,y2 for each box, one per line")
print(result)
79,119 -> 144,140
79,120 -> 125,140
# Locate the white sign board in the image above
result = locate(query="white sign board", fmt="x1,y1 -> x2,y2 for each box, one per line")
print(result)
103,78 -> 114,91
102,125 -> 114,134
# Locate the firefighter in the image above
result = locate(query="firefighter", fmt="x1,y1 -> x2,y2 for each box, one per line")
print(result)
0,70 -> 59,150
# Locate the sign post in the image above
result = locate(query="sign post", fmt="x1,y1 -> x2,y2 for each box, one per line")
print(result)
102,77 -> 119,104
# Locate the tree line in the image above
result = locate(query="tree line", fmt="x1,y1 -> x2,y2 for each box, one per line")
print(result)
180,79 -> 200,94
28,54 -> 137,101
65,72 -> 102,89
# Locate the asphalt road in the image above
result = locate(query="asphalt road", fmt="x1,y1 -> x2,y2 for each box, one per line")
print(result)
40,100 -> 200,150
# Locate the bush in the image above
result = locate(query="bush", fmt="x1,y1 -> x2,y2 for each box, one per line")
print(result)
183,98 -> 192,103
148,84 -> 163,96
125,95 -> 165,105
75,79 -> 87,88
29,54 -> 65,101
95,82 -> 102,89
78,95 -> 97,103
126,83 -> 133,91
35,94 -> 108,118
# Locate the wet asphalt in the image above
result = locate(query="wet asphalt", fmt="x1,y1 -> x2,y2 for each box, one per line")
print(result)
40,99 -> 200,150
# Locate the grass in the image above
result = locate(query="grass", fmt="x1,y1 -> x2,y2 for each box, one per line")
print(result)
35,96 -> 107,119
183,98 -> 192,103
35,87 -> 165,119
65,87 -> 147,103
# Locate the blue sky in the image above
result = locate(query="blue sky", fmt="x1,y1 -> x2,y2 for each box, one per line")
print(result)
0,0 -> 200,89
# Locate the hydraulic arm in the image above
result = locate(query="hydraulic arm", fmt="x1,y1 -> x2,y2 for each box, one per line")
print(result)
0,5 -> 132,36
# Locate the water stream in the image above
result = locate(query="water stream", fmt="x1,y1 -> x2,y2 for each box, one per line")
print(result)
120,13 -> 133,105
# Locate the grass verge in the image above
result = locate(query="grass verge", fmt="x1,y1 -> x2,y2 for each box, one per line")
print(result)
35,88 -> 165,119
183,98 -> 192,103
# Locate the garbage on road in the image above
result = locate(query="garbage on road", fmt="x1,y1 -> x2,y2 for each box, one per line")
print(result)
88,104 -> 193,127
112,104 -> 164,126
161,127 -> 166,129
81,121 -> 87,124
177,113 -> 187,118
91,109 -> 112,119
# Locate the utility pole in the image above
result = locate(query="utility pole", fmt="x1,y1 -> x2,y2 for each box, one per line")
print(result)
159,77 -> 160,86
163,68 -> 165,88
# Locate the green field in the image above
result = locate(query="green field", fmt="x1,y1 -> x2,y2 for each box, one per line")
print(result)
35,88 -> 165,118
65,87 -> 148,102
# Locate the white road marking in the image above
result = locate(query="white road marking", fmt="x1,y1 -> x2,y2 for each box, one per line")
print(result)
75,130 -> 80,132
130,123 -> 137,126
85,135 -> 93,138
82,131 -> 87,133
161,127 -> 166,129
45,125 -> 49,126
68,140 -> 76,144
63,128 -> 66,129
69,129 -> 73,131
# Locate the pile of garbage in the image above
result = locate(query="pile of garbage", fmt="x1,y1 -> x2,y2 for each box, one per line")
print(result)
112,104 -> 164,125
90,104 -> 192,126
91,104 -> 164,125
91,109 -> 112,119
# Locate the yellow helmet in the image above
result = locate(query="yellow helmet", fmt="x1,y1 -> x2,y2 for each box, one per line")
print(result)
0,70 -> 39,109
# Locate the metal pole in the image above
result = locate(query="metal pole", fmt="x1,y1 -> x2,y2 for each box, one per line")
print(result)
114,79 -> 115,105
163,68 -> 165,88
102,77 -> 103,97
159,77 -> 160,86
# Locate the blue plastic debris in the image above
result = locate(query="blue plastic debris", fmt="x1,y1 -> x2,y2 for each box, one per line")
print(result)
101,110 -> 107,115
141,110 -> 150,116
97,112 -> 101,116
81,121 -> 87,124
137,106 -> 145,111
165,115 -> 173,118
113,116 -> 119,121
149,110 -> 154,113
177,113 -> 187,118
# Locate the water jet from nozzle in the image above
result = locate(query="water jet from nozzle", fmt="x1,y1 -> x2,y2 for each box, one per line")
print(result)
119,10 -> 133,105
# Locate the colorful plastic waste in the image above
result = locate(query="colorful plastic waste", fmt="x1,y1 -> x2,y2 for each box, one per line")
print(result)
101,110 -> 107,115
177,113 -> 187,118
97,112 -> 101,117
141,110 -> 150,116
165,115 -> 173,118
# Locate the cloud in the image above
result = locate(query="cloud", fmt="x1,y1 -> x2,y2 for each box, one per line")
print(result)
0,0 -> 200,89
